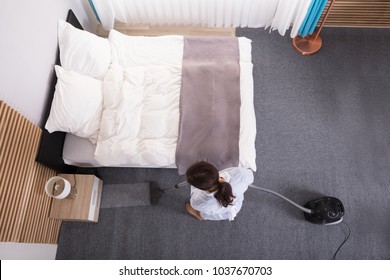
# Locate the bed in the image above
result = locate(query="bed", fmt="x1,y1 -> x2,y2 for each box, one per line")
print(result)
36,10 -> 257,175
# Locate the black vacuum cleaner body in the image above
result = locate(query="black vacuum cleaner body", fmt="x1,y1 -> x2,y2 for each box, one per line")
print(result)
303,196 -> 344,225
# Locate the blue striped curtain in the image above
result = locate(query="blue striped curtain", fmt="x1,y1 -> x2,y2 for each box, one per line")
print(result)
298,0 -> 328,37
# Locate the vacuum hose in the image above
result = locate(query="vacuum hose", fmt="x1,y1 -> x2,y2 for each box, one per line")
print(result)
249,184 -> 312,214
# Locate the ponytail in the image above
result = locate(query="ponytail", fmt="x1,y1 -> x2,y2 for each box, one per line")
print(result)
186,161 -> 236,207
214,181 -> 236,207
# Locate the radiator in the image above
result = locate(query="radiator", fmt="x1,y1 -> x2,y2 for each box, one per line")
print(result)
0,101 -> 61,244
324,0 -> 390,28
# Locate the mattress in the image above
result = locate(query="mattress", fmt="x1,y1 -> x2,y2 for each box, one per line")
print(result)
63,36 -> 256,171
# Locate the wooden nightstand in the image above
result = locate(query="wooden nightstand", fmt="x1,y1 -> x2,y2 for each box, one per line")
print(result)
49,174 -> 103,222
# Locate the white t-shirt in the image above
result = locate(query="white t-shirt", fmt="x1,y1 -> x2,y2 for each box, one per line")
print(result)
190,167 -> 254,221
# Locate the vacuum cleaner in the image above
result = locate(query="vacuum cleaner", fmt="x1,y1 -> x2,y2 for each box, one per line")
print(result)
168,181 -> 345,225
248,185 -> 344,225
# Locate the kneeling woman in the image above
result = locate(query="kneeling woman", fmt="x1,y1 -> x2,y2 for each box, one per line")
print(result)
185,161 -> 254,221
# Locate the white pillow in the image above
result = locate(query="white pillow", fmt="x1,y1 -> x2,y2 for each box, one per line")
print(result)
108,29 -> 184,67
45,65 -> 103,144
58,19 -> 111,79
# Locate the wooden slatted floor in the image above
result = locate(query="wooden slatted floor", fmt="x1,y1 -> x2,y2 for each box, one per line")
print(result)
0,101 -> 60,244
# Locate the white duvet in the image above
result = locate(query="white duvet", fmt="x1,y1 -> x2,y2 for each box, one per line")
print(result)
65,30 -> 257,171
95,62 -> 182,166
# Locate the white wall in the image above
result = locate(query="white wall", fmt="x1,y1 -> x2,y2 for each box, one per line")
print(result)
0,0 -> 98,259
0,0 -> 99,126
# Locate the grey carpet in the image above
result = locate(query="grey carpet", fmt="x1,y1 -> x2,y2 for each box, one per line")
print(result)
56,27 -> 390,260
100,183 -> 151,208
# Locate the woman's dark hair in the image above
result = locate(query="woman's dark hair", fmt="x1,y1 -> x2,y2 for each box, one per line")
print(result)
186,161 -> 235,207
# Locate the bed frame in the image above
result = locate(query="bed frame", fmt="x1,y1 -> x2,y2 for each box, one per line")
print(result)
36,10 -> 80,173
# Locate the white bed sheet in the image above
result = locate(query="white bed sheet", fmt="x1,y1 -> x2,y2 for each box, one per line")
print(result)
63,36 -> 256,171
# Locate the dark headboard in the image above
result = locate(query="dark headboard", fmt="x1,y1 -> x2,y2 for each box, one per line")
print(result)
36,10 -> 82,173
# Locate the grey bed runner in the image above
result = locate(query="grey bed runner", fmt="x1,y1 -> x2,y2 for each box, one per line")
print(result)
176,37 -> 241,175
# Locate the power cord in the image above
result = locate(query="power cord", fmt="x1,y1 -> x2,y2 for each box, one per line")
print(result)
73,173 -> 77,187
332,221 -> 351,260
